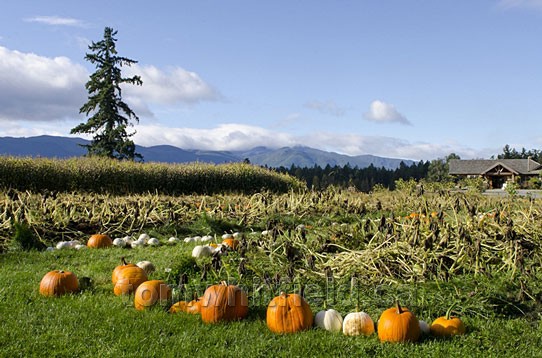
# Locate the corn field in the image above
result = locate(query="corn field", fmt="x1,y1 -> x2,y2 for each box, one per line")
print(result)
0,156 -> 304,194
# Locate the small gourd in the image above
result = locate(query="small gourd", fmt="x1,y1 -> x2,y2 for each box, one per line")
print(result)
191,245 -> 213,258
419,320 -> 431,335
430,303 -> 466,337
314,302 -> 343,333
136,260 -> 156,276
342,309 -> 375,336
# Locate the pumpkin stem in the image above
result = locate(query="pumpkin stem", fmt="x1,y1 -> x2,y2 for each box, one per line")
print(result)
121,257 -> 127,265
220,280 -> 228,286
59,270 -> 64,274
445,301 -> 458,320
395,300 -> 403,314
323,300 -> 327,310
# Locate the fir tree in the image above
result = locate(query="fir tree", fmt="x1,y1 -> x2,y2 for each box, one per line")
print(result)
71,27 -> 143,160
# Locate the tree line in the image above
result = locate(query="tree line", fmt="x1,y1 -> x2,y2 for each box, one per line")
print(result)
274,161 -> 430,192
274,144 -> 542,192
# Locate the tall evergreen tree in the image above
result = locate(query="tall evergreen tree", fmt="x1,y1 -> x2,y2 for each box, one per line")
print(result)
71,27 -> 143,160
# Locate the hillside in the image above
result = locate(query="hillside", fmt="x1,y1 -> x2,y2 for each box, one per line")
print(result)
0,135 -> 414,169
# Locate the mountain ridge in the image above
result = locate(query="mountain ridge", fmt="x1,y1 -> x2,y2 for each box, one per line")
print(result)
0,135 -> 414,169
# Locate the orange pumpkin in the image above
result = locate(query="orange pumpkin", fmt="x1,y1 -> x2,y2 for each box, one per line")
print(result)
87,234 -> 113,248
430,304 -> 466,337
377,301 -> 420,343
200,282 -> 248,323
134,280 -> 172,311
39,270 -> 79,297
169,296 -> 203,314
112,257 -> 138,285
169,301 -> 188,313
186,296 -> 203,314
266,292 -> 313,334
222,238 -> 239,250
113,266 -> 148,296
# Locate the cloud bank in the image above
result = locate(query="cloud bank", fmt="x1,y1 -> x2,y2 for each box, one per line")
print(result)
129,123 -> 492,161
122,64 -> 221,116
0,46 -> 88,122
0,47 -> 221,122
24,16 -> 86,27
363,100 -> 411,125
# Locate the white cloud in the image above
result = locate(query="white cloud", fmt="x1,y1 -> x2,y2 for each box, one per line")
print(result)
497,0 -> 542,10
0,120 -> 498,161
24,16 -> 86,27
133,123 -> 296,151
0,46 -> 220,122
363,100 -> 411,125
305,100 -> 346,116
123,64 -> 221,107
0,46 -> 88,122
127,123 -> 491,161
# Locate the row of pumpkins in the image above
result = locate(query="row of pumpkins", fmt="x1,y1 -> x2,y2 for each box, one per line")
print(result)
39,255 -> 465,342
83,233 -> 240,251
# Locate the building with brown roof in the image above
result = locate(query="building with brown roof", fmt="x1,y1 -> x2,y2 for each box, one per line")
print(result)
448,158 -> 542,189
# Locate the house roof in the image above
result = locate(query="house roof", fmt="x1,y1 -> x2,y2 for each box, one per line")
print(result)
448,159 -> 542,175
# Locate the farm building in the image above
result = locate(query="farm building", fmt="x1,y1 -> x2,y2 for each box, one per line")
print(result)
448,158 -> 542,189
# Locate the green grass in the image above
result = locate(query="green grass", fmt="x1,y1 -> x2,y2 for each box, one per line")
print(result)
1,247 -> 541,357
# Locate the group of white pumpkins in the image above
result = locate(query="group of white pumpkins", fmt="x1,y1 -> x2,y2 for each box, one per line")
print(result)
46,232 -> 244,254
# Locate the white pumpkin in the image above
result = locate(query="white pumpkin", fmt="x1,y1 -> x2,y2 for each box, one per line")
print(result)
200,235 -> 213,242
131,240 -> 144,248
315,309 -> 343,333
222,233 -> 233,240
184,237 -> 196,243
45,246 -> 55,252
261,230 -> 269,236
56,241 -> 71,250
74,244 -> 87,250
138,233 -> 150,243
136,260 -> 156,275
113,237 -> 127,248
232,232 -> 241,238
147,238 -> 160,246
66,240 -> 81,248
419,320 -> 431,335
342,311 -> 375,336
168,237 -> 179,244
191,245 -> 213,258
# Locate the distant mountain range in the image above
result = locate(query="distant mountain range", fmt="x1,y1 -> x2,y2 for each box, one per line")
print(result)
0,135 -> 414,170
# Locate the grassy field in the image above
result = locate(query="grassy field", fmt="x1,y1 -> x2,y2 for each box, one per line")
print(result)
1,248 -> 541,357
2,180 -> 542,356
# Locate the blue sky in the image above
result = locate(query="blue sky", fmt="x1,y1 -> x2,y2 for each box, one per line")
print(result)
1,0 -> 542,161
